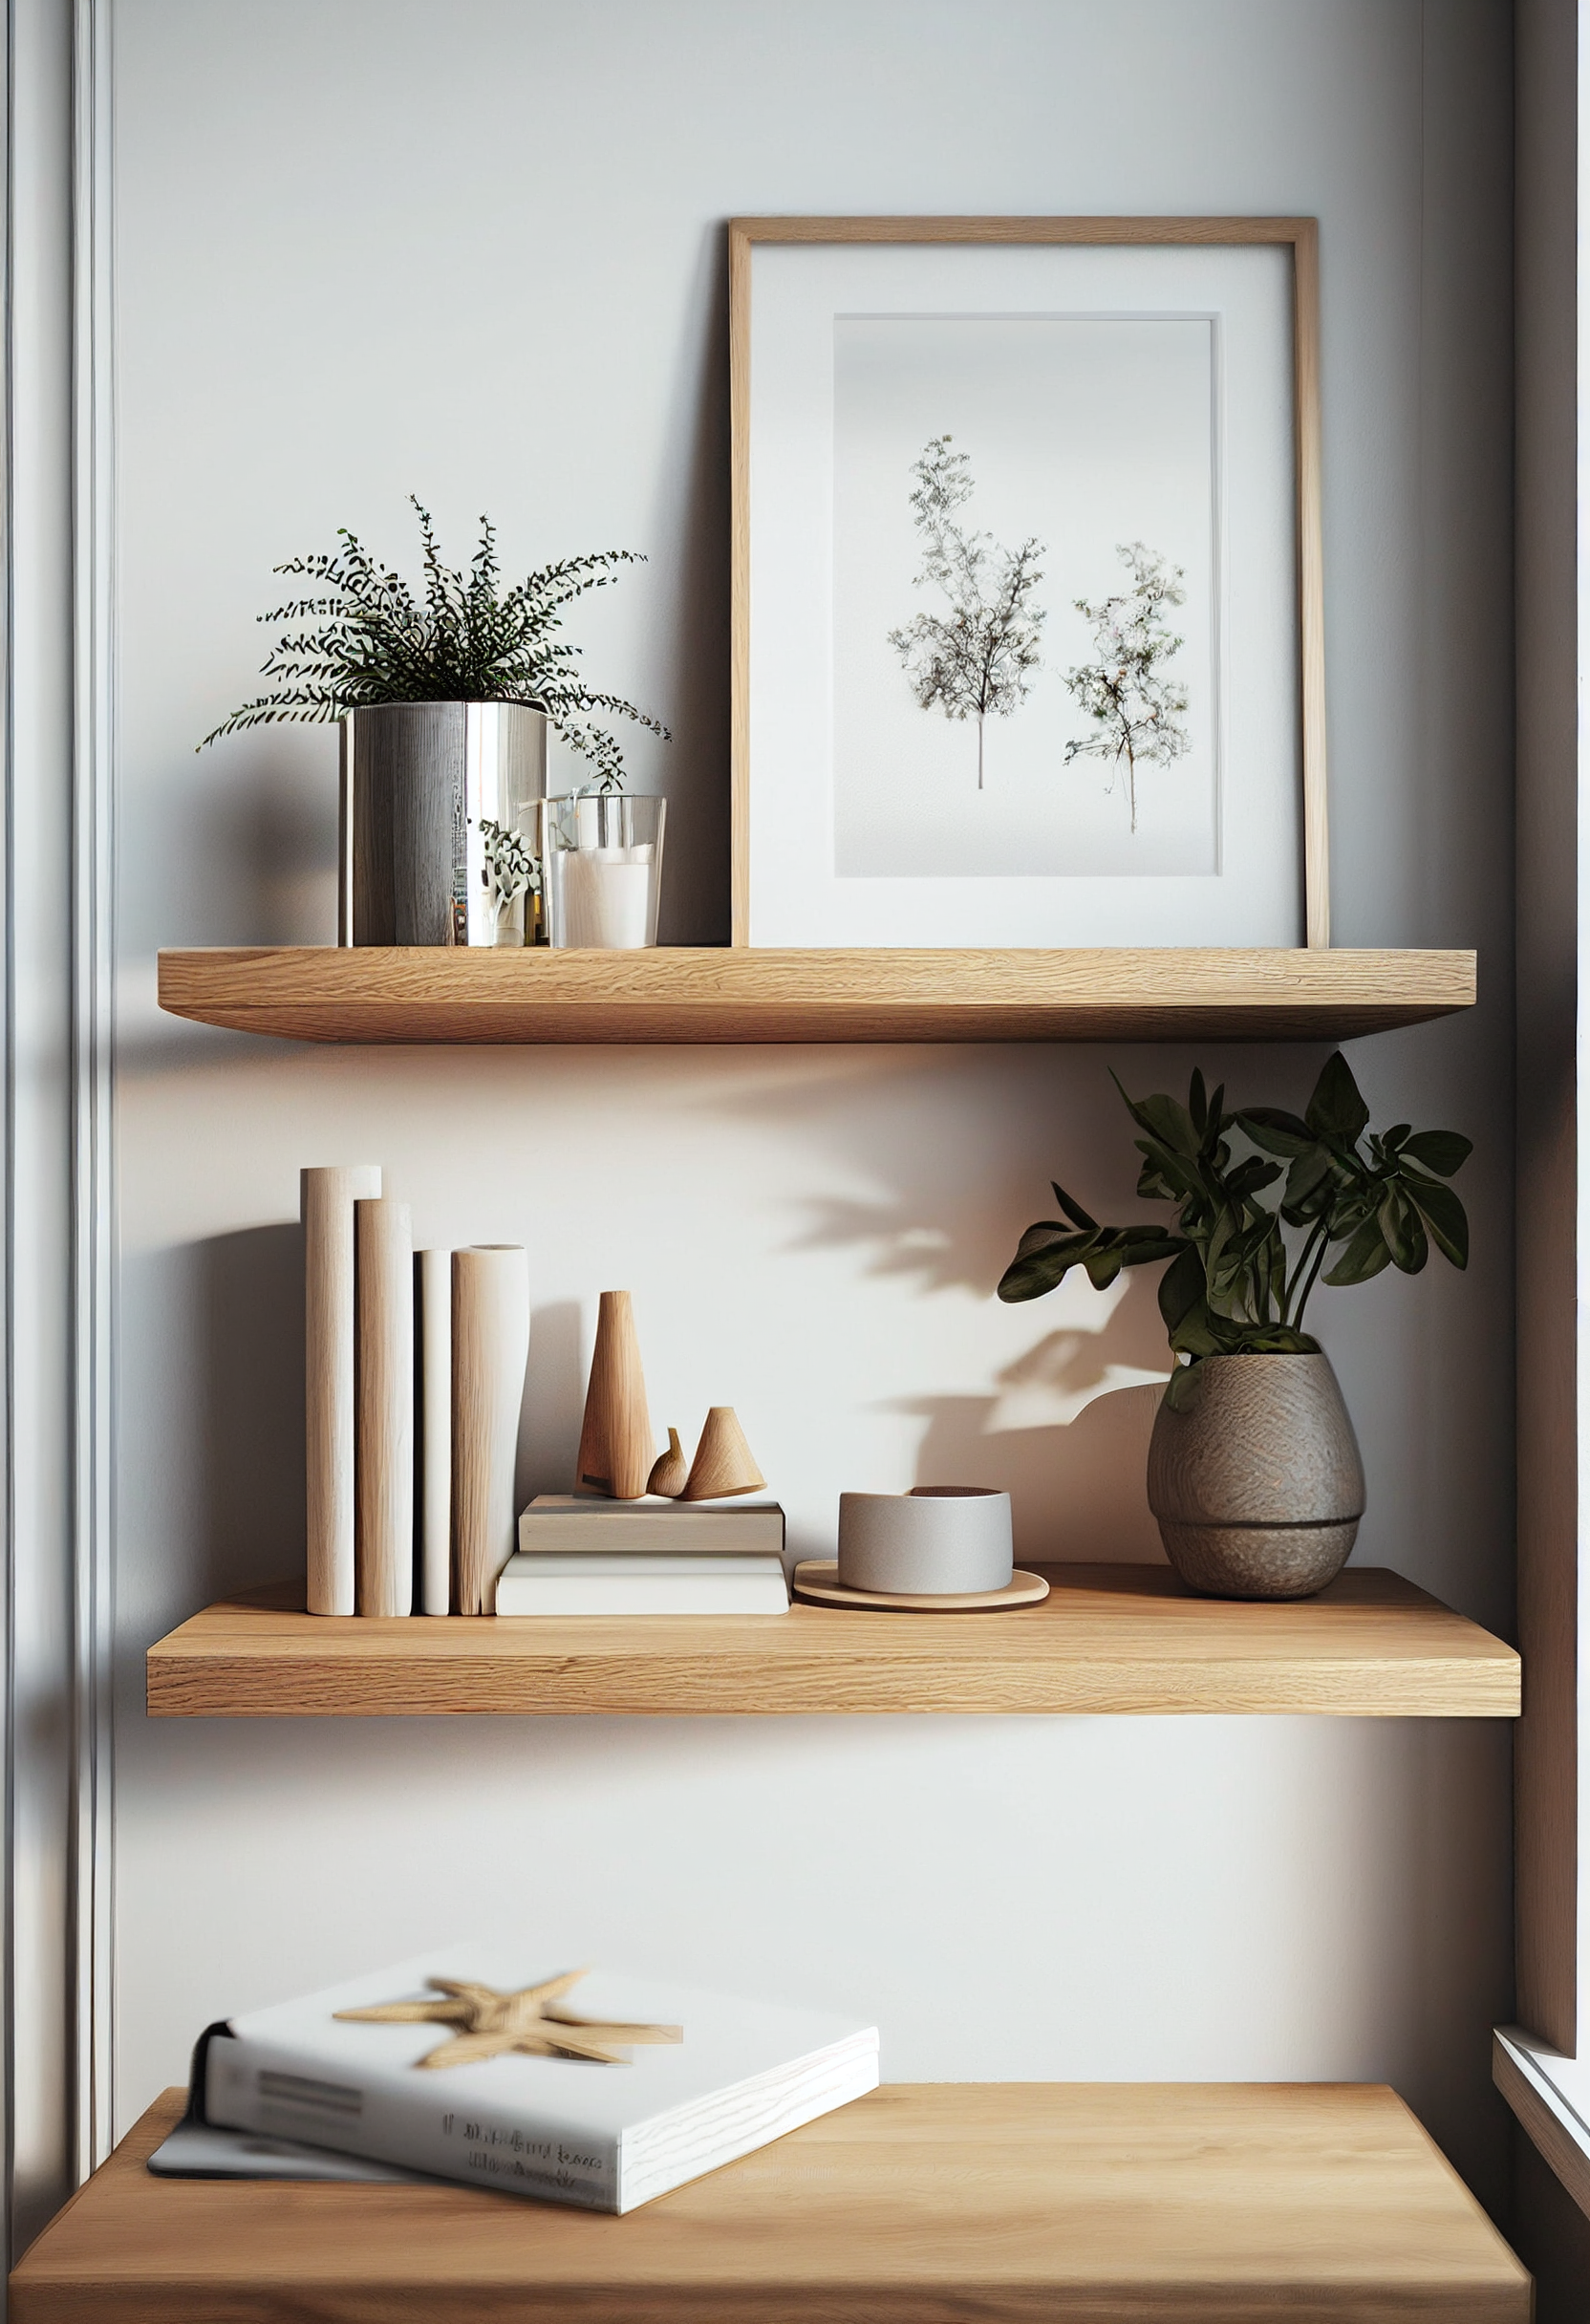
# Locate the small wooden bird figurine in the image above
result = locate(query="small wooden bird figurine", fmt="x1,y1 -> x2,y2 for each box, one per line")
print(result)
335,1969 -> 682,2070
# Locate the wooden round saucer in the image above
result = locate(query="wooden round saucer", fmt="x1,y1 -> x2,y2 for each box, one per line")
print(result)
791,1560 -> 1049,1613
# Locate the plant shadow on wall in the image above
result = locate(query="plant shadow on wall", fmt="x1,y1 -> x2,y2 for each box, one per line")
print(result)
728,1053 -> 1179,1565
885,1329 -> 1171,1566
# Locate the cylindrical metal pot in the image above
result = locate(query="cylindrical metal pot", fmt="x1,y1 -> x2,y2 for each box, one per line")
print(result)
339,701 -> 548,946
1146,1353 -> 1365,1601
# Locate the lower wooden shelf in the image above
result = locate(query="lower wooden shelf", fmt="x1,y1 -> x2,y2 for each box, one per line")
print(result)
144,1565 -> 1521,1719
8,2081 -> 1529,2322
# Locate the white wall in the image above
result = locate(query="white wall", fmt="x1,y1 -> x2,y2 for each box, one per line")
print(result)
109,0 -> 1517,2209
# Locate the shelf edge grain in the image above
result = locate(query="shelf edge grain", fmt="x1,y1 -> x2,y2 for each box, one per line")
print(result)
155,946 -> 1478,1046
144,1565 -> 1521,1721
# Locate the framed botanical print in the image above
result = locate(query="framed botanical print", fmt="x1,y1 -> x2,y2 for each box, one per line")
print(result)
729,217 -> 1328,949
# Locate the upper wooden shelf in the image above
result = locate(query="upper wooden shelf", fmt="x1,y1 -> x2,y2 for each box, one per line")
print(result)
156,945 -> 1477,1045
145,1566 -> 1519,1720
9,2081 -> 1529,2323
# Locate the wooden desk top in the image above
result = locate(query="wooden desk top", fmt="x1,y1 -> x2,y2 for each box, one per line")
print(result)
10,2081 -> 1529,2322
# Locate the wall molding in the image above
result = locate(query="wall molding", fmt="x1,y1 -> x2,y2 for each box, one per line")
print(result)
5,0 -> 117,2271
68,0 -> 114,2193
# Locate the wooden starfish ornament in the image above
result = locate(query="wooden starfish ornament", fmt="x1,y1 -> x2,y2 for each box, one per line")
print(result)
334,1969 -> 683,2070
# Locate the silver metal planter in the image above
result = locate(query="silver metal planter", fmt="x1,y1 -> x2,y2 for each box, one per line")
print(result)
338,701 -> 548,946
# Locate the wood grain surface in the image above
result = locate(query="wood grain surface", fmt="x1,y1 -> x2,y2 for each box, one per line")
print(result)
156,946 -> 1477,1045
575,1290 -> 655,1500
9,2081 -> 1530,2322
1492,2033 -> 1590,2227
143,1564 -> 1520,1720
791,1560 -> 1050,1611
679,1406 -> 765,1499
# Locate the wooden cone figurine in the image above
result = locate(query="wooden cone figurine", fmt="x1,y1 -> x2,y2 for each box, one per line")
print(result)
680,1407 -> 766,1501
576,1290 -> 655,1500
648,1428 -> 689,1498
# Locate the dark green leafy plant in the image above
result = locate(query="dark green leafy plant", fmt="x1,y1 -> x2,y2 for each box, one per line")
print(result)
998,1053 -> 1471,1397
200,497 -> 667,789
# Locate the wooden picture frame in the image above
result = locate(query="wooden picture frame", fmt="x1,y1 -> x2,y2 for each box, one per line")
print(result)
729,216 -> 1328,950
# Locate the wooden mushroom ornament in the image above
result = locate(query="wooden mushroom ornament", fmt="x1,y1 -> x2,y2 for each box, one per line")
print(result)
680,1408 -> 766,1501
647,1428 -> 689,1498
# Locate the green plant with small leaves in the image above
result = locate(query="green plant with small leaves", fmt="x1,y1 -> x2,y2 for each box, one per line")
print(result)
998,1052 -> 1471,1398
200,496 -> 667,789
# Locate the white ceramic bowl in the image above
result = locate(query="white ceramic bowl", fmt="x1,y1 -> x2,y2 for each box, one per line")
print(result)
837,1487 -> 1014,1596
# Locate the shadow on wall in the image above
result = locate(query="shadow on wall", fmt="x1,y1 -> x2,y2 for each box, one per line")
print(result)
190,1243 -> 592,1605
907,1386 -> 1166,1565
653,221 -> 732,947
197,1223 -> 307,1599
903,1359 -> 1168,1566
726,1053 -> 1176,1560
191,738 -> 340,948
519,1300 -> 585,1506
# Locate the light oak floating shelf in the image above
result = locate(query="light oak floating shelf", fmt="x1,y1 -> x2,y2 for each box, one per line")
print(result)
8,2081 -> 1530,2323
145,1566 -> 1520,1720
156,944 -> 1477,1045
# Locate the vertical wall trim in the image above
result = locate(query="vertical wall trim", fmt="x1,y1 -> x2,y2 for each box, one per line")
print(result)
69,0 -> 112,2184
4,0 -> 114,2269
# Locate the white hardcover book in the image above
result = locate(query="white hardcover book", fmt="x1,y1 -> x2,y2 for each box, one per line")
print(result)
150,2117 -> 434,2184
204,1946 -> 879,2212
518,1496 -> 785,1557
496,1552 -> 789,1616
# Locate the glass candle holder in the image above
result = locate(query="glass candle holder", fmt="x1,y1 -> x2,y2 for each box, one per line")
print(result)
539,793 -> 666,950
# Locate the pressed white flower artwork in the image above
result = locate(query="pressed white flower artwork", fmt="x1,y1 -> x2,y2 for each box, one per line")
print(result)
831,314 -> 1217,878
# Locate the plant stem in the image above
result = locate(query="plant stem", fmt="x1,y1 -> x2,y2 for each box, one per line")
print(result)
1289,1230 -> 1332,1332
1280,1222 -> 1328,1325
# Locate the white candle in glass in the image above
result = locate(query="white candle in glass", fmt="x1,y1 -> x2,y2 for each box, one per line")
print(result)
560,844 -> 655,948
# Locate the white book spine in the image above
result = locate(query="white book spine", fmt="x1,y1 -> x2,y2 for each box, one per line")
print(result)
355,1196 -> 414,1617
205,2034 -> 620,2208
302,1164 -> 381,1616
453,1246 -> 530,1614
417,1249 -> 452,1616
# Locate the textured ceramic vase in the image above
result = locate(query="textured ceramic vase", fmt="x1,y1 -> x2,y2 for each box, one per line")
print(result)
1146,1353 -> 1364,1601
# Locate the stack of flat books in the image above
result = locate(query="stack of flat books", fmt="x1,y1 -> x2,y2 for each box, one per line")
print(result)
496,1496 -> 789,1615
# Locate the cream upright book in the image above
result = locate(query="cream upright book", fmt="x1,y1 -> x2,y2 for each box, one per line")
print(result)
204,1944 -> 879,2212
